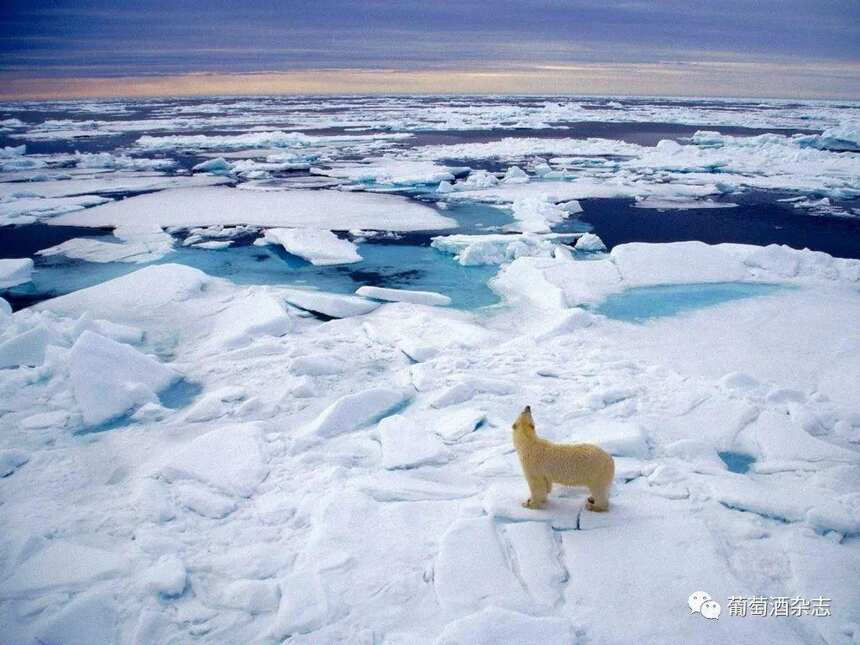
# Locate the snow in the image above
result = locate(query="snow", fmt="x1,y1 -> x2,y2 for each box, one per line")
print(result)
3,542 -> 127,594
434,517 -> 529,611
140,556 -> 187,597
207,292 -> 292,350
0,449 -> 29,477
376,414 -> 450,469
260,228 -> 361,265
356,286 -> 451,306
436,607 -> 574,645
0,325 -> 59,368
299,387 -> 409,441
52,186 -> 457,231
0,257 -> 33,288
160,424 -> 268,497
270,571 -> 328,638
69,330 -> 180,426
220,579 -> 280,613
32,590 -> 120,645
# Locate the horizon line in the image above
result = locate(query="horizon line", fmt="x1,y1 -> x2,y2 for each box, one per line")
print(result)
2,64 -> 859,102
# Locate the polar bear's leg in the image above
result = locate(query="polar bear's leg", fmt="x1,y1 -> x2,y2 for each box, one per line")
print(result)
585,486 -> 610,512
544,477 -> 552,495
522,473 -> 549,508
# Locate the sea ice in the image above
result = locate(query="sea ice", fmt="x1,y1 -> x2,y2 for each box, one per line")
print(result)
0,258 -> 33,288
283,289 -> 380,318
376,414 -> 450,469
68,330 -> 180,426
160,424 -> 268,497
53,186 -> 456,231
356,286 -> 451,306
436,607 -> 573,645
299,388 -> 409,440
260,228 -> 361,265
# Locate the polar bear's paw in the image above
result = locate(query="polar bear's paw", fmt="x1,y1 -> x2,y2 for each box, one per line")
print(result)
522,498 -> 545,509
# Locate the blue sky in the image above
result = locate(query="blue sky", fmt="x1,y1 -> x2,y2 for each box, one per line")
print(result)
1,1 -> 858,98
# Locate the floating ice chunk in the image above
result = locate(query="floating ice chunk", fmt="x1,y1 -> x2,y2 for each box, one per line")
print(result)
574,232 -> 606,252
634,196 -> 736,210
74,151 -> 175,171
208,293 -> 292,350
315,158 -> 458,186
33,590 -> 119,645
141,555 -> 187,597
493,254 -> 624,308
38,225 -> 174,264
192,157 -> 232,175
3,541 -> 127,594
510,196 -> 569,233
0,448 -> 29,477
52,186 -> 457,231
436,607 -> 573,645
502,165 -> 529,183
809,125 -> 860,152
221,579 -> 280,613
431,233 -> 569,266
0,257 -> 33,288
434,517 -> 528,611
300,388 -> 409,440
191,240 -> 232,250
261,228 -> 361,265
283,289 -> 380,318
271,571 -> 328,638
377,414 -> 450,469
69,331 -> 180,426
356,286 -> 451,306
160,424 -> 268,497
0,194 -> 112,225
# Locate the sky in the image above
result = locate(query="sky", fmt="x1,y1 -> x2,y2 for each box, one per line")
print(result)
1,0 -> 859,100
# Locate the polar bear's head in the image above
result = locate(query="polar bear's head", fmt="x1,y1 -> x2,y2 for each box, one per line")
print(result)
512,405 -> 537,439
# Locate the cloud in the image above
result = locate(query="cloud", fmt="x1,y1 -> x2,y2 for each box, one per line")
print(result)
2,61 -> 858,100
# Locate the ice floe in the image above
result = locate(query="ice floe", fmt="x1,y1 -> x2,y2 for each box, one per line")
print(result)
52,186 -> 457,231
259,228 -> 361,265
0,258 -> 33,288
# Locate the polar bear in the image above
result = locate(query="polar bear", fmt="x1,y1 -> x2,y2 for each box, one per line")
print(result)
512,405 -> 615,511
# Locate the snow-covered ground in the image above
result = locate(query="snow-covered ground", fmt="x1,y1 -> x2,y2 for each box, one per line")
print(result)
1,96 -> 859,644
